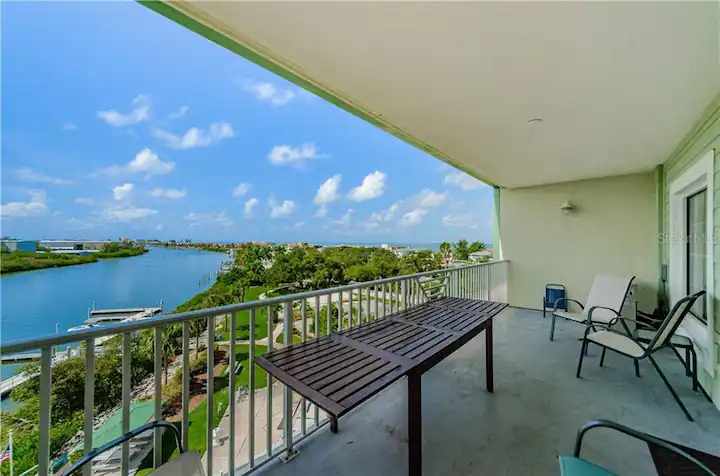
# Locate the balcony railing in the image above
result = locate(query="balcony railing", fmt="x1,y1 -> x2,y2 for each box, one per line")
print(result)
0,260 -> 508,476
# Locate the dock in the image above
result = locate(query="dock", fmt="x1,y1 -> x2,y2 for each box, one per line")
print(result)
2,302 -> 164,398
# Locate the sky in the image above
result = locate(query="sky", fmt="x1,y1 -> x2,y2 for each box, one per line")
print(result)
1,1 -> 494,244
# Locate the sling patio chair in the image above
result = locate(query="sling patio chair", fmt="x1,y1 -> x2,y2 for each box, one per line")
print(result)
559,419 -> 717,475
576,290 -> 706,421
548,274 -> 635,341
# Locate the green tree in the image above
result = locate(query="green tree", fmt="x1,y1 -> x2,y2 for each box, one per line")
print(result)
468,241 -> 487,254
453,239 -> 470,261
439,242 -> 452,266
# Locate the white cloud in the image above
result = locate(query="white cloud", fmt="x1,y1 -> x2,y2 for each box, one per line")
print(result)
233,182 -> 252,197
155,223 -> 164,231
314,207 -> 328,218
401,208 -> 427,227
244,198 -> 259,218
314,174 -> 342,206
61,122 -> 77,131
442,214 -> 479,229
113,183 -> 134,201
293,221 -> 306,229
66,217 -> 96,230
150,187 -> 187,199
330,209 -> 354,227
98,95 -> 150,127
1,189 -> 49,217
168,105 -> 189,119
270,199 -> 297,218
245,81 -> 296,106
98,148 -> 175,178
152,122 -> 234,150
370,201 -> 402,222
268,143 -> 319,166
184,211 -> 233,226
418,189 -> 448,207
13,167 -> 73,185
100,206 -> 157,222
444,171 -> 486,191
348,171 -> 386,202
74,197 -> 96,206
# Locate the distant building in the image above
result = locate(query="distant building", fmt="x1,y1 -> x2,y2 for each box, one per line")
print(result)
469,249 -> 493,262
39,240 -> 114,251
1,239 -> 38,252
392,247 -> 412,257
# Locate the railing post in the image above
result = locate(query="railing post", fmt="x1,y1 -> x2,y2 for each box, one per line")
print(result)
206,316 -> 215,476
374,286 -> 379,320
229,311 -> 237,475
248,309 -> 256,468
266,306 -> 273,458
401,279 -> 407,310
181,321 -> 190,451
300,299 -> 307,435
366,287 -> 371,322
121,333 -> 131,476
313,297 -> 320,427
83,339 -> 94,476
153,327 -> 163,469
38,347 -> 52,476
281,302 -> 298,462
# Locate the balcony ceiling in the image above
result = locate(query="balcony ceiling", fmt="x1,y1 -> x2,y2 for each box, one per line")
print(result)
153,2 -> 720,188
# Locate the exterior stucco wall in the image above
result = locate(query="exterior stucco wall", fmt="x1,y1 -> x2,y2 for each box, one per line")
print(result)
660,94 -> 720,405
499,172 -> 659,313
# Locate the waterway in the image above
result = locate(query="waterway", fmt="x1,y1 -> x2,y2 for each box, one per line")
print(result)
0,246 -> 227,380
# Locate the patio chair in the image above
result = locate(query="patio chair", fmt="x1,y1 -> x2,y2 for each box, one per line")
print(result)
576,290 -> 705,421
635,310 -> 712,403
548,275 -> 635,341
559,419 -> 716,475
65,420 -> 205,476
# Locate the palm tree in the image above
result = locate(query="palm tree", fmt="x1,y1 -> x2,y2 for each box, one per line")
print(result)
439,242 -> 452,266
162,325 -> 182,384
189,319 -> 205,360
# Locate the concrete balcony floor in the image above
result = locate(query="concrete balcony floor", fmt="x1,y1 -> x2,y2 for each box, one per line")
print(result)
256,307 -> 720,475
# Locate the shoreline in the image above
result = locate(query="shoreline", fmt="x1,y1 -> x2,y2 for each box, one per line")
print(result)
0,248 -> 149,275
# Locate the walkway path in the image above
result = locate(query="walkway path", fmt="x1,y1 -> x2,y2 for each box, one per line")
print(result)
210,382 -> 327,475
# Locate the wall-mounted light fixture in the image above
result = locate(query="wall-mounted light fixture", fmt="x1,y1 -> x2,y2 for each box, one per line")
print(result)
560,200 -> 575,215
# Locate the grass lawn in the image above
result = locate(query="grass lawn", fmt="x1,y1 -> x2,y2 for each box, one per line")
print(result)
136,344 -> 268,474
215,286 -> 274,342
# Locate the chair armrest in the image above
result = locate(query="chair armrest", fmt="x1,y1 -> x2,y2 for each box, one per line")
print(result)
553,298 -> 584,312
65,420 -> 184,475
587,305 -> 621,321
573,420 -> 714,475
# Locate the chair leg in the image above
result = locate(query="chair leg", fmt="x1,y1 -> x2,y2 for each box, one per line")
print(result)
648,355 -> 693,422
690,347 -> 699,393
599,348 -> 606,367
576,339 -> 588,378
685,347 -> 692,377
634,360 -> 640,378
550,314 -> 557,341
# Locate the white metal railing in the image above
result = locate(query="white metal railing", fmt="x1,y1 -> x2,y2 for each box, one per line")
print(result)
0,260 -> 508,476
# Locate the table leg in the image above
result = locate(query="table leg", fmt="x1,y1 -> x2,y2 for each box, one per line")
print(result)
408,372 -> 422,476
486,319 -> 494,393
330,416 -> 338,433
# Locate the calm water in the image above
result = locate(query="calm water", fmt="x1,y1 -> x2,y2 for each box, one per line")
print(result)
0,247 -> 226,378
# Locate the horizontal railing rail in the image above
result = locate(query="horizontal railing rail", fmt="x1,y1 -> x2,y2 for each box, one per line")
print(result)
1,261 -> 508,354
0,260 -> 508,476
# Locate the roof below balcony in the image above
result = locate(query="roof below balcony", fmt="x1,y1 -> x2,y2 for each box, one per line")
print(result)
146,2 -> 720,188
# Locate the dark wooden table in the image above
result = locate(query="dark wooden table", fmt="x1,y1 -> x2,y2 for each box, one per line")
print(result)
256,297 -> 507,475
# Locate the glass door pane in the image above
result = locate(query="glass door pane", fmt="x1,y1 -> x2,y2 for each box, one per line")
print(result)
686,189 -> 707,322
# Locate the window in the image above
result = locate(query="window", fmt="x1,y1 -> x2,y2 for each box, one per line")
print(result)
686,189 -> 707,323
668,148 -> 714,375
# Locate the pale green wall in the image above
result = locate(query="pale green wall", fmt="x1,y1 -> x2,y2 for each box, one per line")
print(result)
499,172 -> 659,312
660,94 -> 720,404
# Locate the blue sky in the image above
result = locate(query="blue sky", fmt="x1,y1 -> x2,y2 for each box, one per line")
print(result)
1,1 -> 493,244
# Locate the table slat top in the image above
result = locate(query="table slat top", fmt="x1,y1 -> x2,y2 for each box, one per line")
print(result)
255,298 -> 507,417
